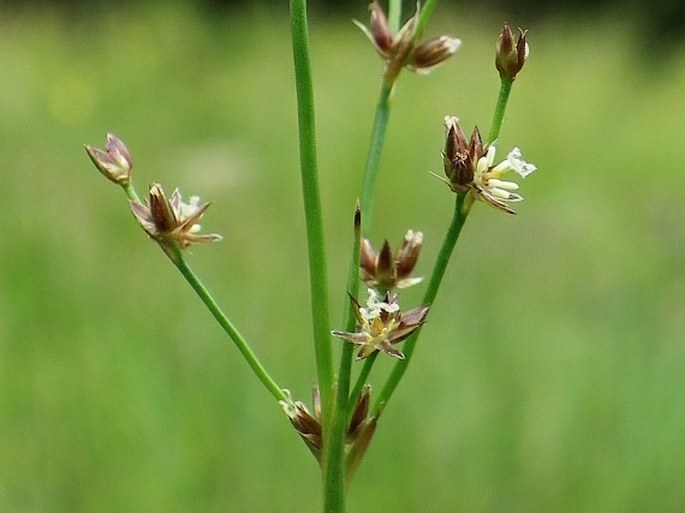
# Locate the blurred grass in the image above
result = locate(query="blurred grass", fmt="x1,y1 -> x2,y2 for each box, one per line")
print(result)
1,3 -> 684,512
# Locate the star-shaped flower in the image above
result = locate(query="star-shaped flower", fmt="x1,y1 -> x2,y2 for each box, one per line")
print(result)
130,183 -> 222,250
332,289 -> 429,360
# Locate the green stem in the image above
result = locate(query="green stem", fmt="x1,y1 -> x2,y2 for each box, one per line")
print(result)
122,186 -> 286,401
349,351 -> 378,409
487,78 -> 513,143
360,0 -> 441,235
337,205 -> 363,410
373,194 -> 469,415
322,206 -> 362,513
414,0 -> 440,39
387,0 -> 401,33
121,182 -> 141,204
290,0 -> 334,410
171,249 -> 287,403
359,82 -> 393,235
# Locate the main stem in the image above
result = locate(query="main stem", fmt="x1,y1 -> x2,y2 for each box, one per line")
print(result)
322,207 -> 361,513
290,0 -> 334,411
373,194 -> 469,414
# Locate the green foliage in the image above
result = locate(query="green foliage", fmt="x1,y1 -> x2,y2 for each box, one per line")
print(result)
1,4 -> 684,512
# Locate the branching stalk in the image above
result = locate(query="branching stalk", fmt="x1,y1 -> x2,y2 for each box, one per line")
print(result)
359,82 -> 393,235
373,194 -> 469,415
171,249 -> 287,403
488,78 -> 513,143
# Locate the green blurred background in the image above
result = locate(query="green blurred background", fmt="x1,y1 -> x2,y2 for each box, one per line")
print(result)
1,2 -> 684,512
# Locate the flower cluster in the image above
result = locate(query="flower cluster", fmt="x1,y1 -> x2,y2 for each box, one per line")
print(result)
354,1 -> 460,82
280,385 -> 377,472
361,229 -> 423,290
85,133 -> 222,254
438,116 -> 536,214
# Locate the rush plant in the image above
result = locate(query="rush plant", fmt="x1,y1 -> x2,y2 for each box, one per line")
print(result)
85,1 -> 536,511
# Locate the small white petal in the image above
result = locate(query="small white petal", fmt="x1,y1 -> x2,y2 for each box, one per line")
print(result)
507,147 -> 537,177
491,187 -> 524,201
488,178 -> 519,191
446,37 -> 462,54
484,145 -> 497,168
489,187 -> 512,200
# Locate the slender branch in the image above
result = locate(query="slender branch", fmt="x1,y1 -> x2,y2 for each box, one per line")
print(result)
171,250 -> 287,403
122,182 -> 141,204
373,194 -> 469,415
290,0 -> 334,409
387,0 -> 401,34
359,82 -> 393,235
414,0 -> 440,39
337,204 -> 363,412
349,351 -> 378,409
487,78 -> 513,143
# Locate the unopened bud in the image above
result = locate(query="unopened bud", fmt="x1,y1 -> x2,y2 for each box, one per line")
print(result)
410,35 -> 461,73
280,395 -> 322,462
360,231 -> 423,291
496,23 -> 529,81
369,1 -> 393,54
347,385 -> 371,442
85,133 -> 132,185
346,414 -> 379,482
395,230 -> 423,280
442,117 -> 474,189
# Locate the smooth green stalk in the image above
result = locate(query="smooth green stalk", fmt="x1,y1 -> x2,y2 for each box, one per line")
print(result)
359,82 -> 392,235
349,351 -> 378,409
487,78 -> 513,143
373,194 -> 469,415
290,0 -> 334,410
414,0 -> 440,40
387,0 -> 401,33
322,207 -> 362,513
121,176 -> 286,403
337,205 -> 363,411
359,0 -> 440,234
121,182 -> 141,204
170,248 -> 287,403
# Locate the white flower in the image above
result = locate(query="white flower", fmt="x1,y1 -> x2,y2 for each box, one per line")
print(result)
472,144 -> 537,214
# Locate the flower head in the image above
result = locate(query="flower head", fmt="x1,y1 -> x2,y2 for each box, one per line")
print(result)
439,116 -> 537,214
361,230 -> 423,290
354,2 -> 460,82
496,23 -> 529,81
280,388 -> 323,461
85,133 -> 133,185
332,289 -> 429,360
280,385 -> 377,465
130,183 -> 222,250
